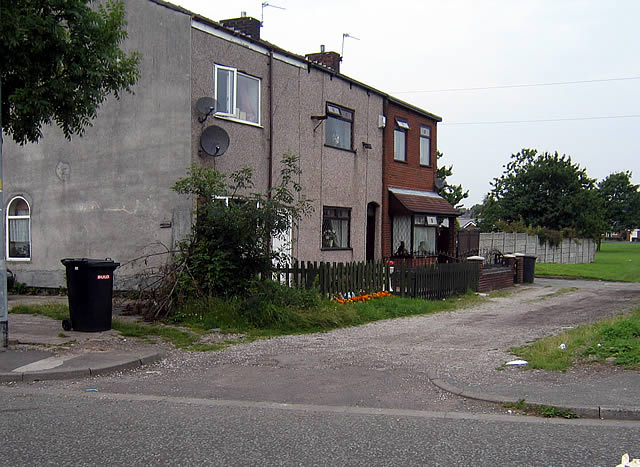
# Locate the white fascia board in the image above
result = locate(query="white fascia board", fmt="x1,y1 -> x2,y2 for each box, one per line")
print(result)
388,187 -> 443,199
192,19 -> 307,70
192,20 -> 269,55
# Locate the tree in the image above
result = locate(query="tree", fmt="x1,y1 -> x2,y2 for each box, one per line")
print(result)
171,153 -> 312,298
598,171 -> 640,233
436,151 -> 469,209
480,149 -> 605,239
1,0 -> 140,144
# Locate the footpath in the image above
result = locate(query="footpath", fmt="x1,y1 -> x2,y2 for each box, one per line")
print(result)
0,295 -> 162,383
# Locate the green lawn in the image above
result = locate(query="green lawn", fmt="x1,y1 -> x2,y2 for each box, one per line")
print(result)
535,242 -> 640,282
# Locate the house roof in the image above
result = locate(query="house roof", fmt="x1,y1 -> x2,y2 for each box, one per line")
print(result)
388,188 -> 459,216
148,0 -> 442,122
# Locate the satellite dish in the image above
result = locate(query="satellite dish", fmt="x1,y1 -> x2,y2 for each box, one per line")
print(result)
195,97 -> 216,122
200,125 -> 230,157
435,177 -> 446,190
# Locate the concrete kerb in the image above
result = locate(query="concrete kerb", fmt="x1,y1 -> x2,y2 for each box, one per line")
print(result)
427,370 -> 640,421
0,352 -> 163,383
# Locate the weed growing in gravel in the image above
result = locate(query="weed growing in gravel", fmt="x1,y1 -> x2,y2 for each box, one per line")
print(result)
504,399 -> 579,419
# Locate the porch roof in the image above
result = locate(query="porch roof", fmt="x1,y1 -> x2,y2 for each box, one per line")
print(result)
389,188 -> 459,216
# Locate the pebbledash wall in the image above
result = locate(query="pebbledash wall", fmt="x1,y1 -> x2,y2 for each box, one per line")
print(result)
3,0 -> 194,288
479,232 -> 596,264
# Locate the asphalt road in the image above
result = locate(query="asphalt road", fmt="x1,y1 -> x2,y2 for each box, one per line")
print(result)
2,387 -> 639,466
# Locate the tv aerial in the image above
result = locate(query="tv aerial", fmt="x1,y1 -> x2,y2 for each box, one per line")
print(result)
195,96 -> 216,123
261,2 -> 285,25
200,125 -> 230,157
341,33 -> 360,57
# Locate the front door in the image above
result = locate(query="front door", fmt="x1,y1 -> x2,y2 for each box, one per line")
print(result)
366,202 -> 377,262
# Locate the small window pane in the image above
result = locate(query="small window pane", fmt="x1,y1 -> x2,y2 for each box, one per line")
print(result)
237,73 -> 260,124
420,126 -> 431,137
326,116 -> 352,149
394,129 -> 406,161
420,135 -> 431,166
327,104 -> 342,116
392,216 -> 411,255
396,119 -> 410,130
215,67 -> 234,115
414,226 -> 435,256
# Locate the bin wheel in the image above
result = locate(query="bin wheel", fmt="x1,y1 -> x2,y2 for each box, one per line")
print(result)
62,319 -> 72,331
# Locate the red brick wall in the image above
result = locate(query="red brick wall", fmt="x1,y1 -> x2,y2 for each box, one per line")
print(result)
478,268 -> 515,293
382,100 -> 440,258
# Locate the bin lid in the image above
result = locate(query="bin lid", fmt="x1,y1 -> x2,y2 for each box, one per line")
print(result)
61,258 -> 120,268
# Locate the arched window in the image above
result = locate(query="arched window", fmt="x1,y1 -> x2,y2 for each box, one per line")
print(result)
6,196 -> 31,260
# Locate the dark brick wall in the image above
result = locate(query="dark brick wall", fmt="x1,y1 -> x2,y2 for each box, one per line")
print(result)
382,100 -> 444,258
220,17 -> 261,40
478,268 -> 514,293
305,51 -> 341,73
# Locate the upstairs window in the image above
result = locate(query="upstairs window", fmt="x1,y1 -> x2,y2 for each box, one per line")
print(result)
420,126 -> 431,166
325,103 -> 353,150
214,64 -> 261,125
322,206 -> 350,249
394,118 -> 409,162
6,196 -> 30,261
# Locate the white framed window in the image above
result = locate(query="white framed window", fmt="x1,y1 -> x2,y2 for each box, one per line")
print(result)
214,64 -> 261,125
6,196 -> 31,261
413,215 -> 436,256
394,128 -> 406,161
392,214 -> 436,257
325,103 -> 353,150
420,126 -> 431,166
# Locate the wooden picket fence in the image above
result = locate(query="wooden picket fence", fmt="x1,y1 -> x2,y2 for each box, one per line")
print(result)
391,261 -> 480,299
272,260 -> 391,297
273,260 -> 480,300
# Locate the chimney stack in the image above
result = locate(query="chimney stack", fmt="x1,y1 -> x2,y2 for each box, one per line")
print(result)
305,47 -> 341,73
220,15 -> 261,40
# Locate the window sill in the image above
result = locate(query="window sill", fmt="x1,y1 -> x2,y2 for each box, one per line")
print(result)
419,164 -> 432,168
321,247 -> 353,251
214,114 -> 263,128
393,159 -> 408,164
324,144 -> 355,154
7,258 -> 31,262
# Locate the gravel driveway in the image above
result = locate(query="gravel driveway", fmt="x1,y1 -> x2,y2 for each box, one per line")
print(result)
84,278 -> 640,414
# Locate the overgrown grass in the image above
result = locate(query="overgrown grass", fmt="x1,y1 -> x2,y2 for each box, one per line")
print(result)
511,308 -> 640,370
170,288 -> 484,338
10,285 -> 486,349
535,242 -> 640,282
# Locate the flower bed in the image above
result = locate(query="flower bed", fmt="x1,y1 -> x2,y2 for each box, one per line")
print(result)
335,290 -> 392,304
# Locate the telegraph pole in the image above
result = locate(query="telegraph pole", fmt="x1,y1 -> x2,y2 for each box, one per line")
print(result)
0,78 -> 8,349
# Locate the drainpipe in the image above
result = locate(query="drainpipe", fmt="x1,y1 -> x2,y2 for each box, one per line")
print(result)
268,50 -> 274,198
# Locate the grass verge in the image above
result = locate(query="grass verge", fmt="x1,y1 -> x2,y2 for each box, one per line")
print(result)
511,308 -> 640,370
535,242 -> 640,282
10,288 -> 486,350
504,399 -> 579,419
169,290 -> 485,338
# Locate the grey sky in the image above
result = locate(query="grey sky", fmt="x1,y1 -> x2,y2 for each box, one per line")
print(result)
174,0 -> 640,207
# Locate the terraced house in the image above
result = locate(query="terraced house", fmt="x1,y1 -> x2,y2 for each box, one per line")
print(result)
3,0 -> 458,288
